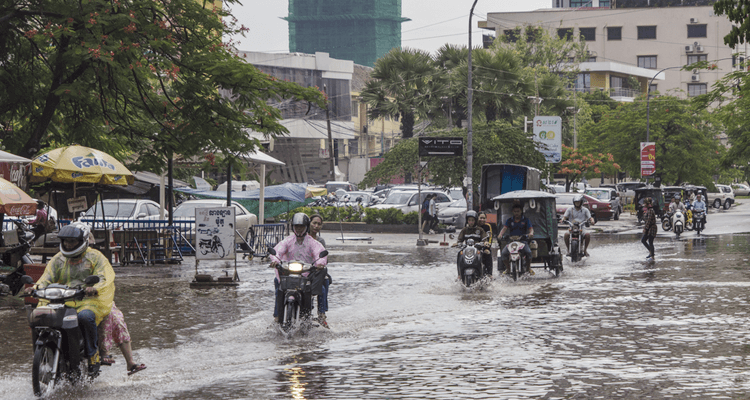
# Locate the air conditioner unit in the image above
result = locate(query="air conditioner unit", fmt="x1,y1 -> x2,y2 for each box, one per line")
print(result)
696,45 -> 704,52
690,17 -> 699,24
685,45 -> 694,53
691,74 -> 701,82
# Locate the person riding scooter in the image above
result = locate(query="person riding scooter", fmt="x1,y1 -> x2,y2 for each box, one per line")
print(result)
692,193 -> 707,224
453,211 -> 489,277
667,195 -> 686,226
498,203 -> 535,275
562,194 -> 596,257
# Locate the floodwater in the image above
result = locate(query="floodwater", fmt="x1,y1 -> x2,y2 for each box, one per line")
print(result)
2,223 -> 750,398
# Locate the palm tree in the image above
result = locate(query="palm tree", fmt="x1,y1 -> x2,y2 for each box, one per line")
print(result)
435,44 -> 470,128
470,47 -> 533,122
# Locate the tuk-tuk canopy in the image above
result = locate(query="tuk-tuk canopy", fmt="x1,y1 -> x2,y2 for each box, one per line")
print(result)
634,186 -> 665,216
491,190 -> 557,242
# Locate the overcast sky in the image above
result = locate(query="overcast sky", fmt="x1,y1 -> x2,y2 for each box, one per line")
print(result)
226,1 -> 551,56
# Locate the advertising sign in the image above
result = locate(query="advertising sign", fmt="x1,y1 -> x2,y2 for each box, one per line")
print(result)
67,196 -> 88,213
418,137 -> 463,157
640,142 -> 656,176
195,207 -> 236,260
532,116 -> 562,163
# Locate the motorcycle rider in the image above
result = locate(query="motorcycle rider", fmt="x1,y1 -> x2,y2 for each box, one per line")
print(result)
692,193 -> 707,223
669,194 -> 686,214
497,203 -> 535,275
562,194 -> 596,257
269,213 -> 328,324
24,222 -> 115,377
454,210 -> 489,277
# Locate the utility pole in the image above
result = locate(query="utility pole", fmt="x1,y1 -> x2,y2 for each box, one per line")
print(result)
466,0 -> 478,211
324,85 -> 335,181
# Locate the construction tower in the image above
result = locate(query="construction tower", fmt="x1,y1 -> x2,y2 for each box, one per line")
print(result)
285,0 -> 410,67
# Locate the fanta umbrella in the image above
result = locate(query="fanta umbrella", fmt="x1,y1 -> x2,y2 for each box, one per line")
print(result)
30,145 -> 134,185
0,177 -> 37,216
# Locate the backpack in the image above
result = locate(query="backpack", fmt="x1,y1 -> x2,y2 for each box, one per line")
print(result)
44,215 -> 57,233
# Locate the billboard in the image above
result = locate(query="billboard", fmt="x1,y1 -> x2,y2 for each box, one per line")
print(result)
532,116 -> 562,163
418,137 -> 463,157
640,142 -> 656,176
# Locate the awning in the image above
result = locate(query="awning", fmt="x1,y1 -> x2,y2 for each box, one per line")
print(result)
0,150 -> 31,163
240,151 -> 285,166
133,171 -> 190,187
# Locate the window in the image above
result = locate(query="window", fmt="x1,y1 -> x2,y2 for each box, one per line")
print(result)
638,26 -> 656,40
503,29 -> 520,43
571,0 -> 590,6
638,56 -> 657,69
575,73 -> 591,92
687,24 -> 707,38
579,27 -> 596,41
687,54 -> 707,65
732,55 -> 746,68
599,0 -> 611,6
688,83 -> 707,97
607,27 -> 622,41
587,56 -> 597,62
649,84 -> 658,94
351,101 -> 358,117
558,28 -> 573,40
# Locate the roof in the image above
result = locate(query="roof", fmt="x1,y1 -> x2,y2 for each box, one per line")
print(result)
133,171 -> 190,188
491,190 -> 557,201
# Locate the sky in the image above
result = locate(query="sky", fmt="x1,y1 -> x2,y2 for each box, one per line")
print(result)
226,0 -> 551,56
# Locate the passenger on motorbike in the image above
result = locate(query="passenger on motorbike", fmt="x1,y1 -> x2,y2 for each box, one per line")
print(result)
308,214 -> 330,328
453,211 -> 489,277
477,212 -> 496,276
24,222 -> 115,377
497,203 -> 535,275
562,194 -> 596,257
269,213 -> 328,324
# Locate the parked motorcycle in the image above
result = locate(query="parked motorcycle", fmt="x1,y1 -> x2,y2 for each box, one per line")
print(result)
693,210 -> 706,235
22,274 -> 100,396
565,221 -> 587,262
503,234 -> 531,281
2,219 -> 35,269
268,248 -> 328,335
456,239 -> 487,287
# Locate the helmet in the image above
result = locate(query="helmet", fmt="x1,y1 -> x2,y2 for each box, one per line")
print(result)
466,210 -> 478,224
674,194 -> 681,201
573,194 -> 584,208
291,213 -> 310,238
58,222 -> 90,258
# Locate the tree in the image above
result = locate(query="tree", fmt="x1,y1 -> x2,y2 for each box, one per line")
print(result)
495,25 -> 588,74
359,121 -> 546,197
470,47 -> 532,122
434,44 -> 469,128
0,0 -> 325,170
555,145 -> 621,192
359,48 -> 444,139
713,0 -> 750,48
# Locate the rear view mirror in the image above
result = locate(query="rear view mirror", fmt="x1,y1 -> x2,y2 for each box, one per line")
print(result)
267,248 -> 276,256
319,250 -> 329,258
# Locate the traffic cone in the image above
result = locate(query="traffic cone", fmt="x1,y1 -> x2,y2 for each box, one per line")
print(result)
440,234 -> 449,246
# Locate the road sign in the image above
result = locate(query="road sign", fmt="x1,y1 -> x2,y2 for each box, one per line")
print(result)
418,137 -> 463,157
195,207 -> 236,260
532,116 -> 562,163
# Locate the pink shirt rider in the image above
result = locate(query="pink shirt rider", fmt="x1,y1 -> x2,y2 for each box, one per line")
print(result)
269,234 -> 328,280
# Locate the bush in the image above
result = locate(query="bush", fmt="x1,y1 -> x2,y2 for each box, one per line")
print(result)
403,211 -> 419,225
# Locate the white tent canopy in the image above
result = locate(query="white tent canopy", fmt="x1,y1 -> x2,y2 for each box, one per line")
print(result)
239,151 -> 286,224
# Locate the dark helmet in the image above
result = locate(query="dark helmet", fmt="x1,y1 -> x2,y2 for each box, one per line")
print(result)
573,194 -> 584,208
466,210 -> 478,225
291,213 -> 310,238
58,222 -> 90,258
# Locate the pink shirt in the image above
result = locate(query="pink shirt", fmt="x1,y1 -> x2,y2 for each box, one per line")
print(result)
270,234 -> 328,280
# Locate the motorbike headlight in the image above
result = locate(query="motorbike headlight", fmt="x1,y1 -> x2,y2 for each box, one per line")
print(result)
510,242 -> 519,252
466,239 -> 475,246
41,288 -> 63,300
463,247 -> 477,258
288,262 -> 304,273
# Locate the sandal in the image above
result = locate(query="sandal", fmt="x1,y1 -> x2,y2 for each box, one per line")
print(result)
101,355 -> 115,366
127,364 -> 147,376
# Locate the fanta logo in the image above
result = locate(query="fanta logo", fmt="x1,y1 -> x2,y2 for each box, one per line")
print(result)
34,166 -> 44,173
36,154 -> 50,163
71,172 -> 83,178
72,156 -> 116,171
113,176 -> 122,181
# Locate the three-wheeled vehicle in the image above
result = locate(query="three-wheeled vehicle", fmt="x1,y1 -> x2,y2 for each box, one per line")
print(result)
492,190 -> 563,278
634,186 -> 665,224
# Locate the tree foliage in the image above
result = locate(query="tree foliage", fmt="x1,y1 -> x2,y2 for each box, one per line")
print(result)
0,0 -> 325,170
556,145 -> 620,191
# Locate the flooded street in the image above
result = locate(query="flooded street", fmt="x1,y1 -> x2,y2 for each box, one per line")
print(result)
2,206 -> 750,399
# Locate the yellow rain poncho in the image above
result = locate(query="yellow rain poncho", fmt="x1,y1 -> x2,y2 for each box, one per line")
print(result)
35,248 -> 115,324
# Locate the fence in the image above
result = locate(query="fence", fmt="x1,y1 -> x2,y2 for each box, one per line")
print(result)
250,223 -> 288,258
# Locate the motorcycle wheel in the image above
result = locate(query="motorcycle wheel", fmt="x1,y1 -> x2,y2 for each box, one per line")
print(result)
661,219 -> 671,232
570,240 -> 580,262
511,260 -> 519,282
32,344 -> 58,396
216,244 -> 225,258
283,302 -> 297,331
686,221 -> 694,231
463,274 -> 474,287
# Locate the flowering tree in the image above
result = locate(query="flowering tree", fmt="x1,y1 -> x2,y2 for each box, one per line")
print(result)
558,145 -> 621,191
0,0 -> 324,171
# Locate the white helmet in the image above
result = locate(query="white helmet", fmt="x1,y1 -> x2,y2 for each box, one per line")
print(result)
57,222 -> 91,258
573,194 -> 584,208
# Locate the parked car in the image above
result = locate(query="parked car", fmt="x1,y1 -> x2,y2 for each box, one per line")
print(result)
172,199 -> 258,246
79,199 -> 164,229
437,197 -> 467,227
731,183 -> 750,197
555,192 -> 614,222
369,190 -> 452,214
585,188 -> 623,220
707,184 -> 735,209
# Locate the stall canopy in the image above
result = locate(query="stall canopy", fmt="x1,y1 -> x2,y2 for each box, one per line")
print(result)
177,182 -> 312,220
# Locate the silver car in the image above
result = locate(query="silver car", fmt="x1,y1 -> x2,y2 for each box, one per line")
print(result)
172,199 -> 258,245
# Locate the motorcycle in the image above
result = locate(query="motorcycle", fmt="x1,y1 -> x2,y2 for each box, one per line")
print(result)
21,274 -> 100,396
2,219 -> 35,269
662,210 -> 685,238
565,221 -> 587,262
683,200 -> 694,231
693,210 -> 706,235
456,239 -> 487,287
268,248 -> 329,334
503,234 -> 531,281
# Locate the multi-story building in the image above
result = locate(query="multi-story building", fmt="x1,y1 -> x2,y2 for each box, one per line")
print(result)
482,5 -> 747,99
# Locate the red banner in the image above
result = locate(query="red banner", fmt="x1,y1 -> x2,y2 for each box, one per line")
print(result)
640,142 -> 655,176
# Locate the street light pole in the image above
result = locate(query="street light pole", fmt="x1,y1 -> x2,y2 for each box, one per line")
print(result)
466,0 -> 478,211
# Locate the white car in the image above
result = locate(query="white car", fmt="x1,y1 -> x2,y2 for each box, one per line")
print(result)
369,190 -> 452,214
79,199 -> 165,229
731,183 -> 750,197
707,184 -> 735,209
437,197 -> 468,227
172,199 -> 258,245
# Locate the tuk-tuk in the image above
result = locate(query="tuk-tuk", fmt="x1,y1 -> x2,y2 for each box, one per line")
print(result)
634,186 -> 665,224
491,190 -> 563,277
682,185 -> 708,203
661,186 -> 685,214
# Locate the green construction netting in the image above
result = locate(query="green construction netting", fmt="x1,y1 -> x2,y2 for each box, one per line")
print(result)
191,193 -> 314,220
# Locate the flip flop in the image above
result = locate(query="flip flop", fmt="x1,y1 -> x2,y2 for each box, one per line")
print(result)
101,355 -> 115,366
127,364 -> 147,376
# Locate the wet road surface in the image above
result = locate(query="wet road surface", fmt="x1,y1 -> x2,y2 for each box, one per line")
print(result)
1,204 -> 750,399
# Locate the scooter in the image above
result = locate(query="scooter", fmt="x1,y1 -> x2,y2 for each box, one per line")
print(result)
672,210 -> 685,238
456,238 -> 486,287
268,248 -> 328,335
565,221 -> 587,262
503,234 -> 531,281
22,274 -> 100,396
684,201 -> 694,231
2,219 -> 35,269
693,210 -> 706,235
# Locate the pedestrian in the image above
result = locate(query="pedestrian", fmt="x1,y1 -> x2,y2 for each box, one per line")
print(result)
641,197 -> 657,260
98,302 -> 147,375
428,194 -> 438,233
421,194 -> 433,234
